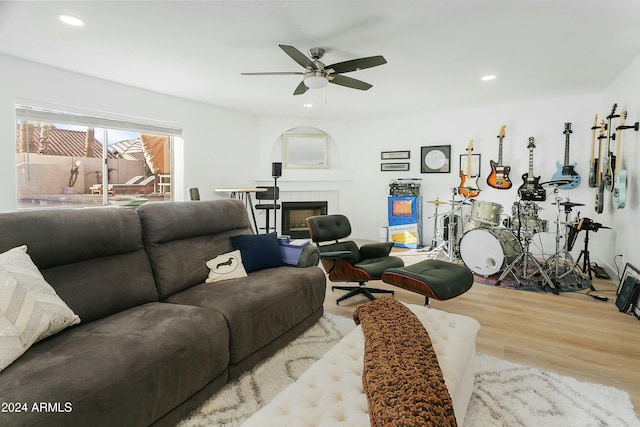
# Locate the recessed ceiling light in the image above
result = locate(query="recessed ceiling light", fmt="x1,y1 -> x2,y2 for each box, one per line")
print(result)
481,75 -> 496,81
57,14 -> 85,27
303,103 -> 313,109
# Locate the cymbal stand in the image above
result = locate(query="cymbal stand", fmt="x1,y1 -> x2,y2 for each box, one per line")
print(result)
430,199 -> 443,249
545,193 -> 588,283
441,187 -> 459,262
496,216 -> 558,294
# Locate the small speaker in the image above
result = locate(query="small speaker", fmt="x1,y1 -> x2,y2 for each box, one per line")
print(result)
272,162 -> 282,178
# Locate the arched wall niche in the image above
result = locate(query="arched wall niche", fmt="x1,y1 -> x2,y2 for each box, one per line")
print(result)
270,126 -> 340,170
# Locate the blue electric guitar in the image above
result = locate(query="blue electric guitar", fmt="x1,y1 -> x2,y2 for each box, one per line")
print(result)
551,122 -> 580,188
613,110 -> 628,209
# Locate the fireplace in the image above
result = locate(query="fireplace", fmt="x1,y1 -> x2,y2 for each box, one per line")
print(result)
282,201 -> 328,238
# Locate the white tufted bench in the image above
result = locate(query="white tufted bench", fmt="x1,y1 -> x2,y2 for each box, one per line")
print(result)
241,304 -> 480,426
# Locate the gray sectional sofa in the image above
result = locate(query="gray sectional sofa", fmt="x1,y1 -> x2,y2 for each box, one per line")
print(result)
0,199 -> 326,426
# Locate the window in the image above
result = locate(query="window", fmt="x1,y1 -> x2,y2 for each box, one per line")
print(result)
15,104 -> 181,209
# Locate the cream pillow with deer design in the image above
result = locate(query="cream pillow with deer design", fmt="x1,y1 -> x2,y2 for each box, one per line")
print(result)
205,250 -> 247,283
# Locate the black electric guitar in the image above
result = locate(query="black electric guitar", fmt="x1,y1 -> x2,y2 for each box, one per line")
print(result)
604,103 -> 618,192
487,125 -> 512,189
518,137 -> 546,201
458,139 -> 480,197
595,120 -> 606,214
588,114 -> 598,188
551,122 -> 581,188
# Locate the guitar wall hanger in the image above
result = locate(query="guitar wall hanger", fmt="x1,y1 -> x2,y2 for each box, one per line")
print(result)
617,121 -> 640,131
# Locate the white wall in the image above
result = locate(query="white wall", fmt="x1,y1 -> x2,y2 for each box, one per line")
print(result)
0,53 -> 259,211
3,50 -> 639,280
599,53 -> 640,277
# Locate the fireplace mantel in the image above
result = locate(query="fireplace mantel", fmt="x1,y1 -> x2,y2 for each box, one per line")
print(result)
253,168 -> 353,184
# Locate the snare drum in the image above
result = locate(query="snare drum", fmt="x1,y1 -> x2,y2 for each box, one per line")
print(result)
470,200 -> 503,226
460,228 -> 522,276
511,201 -> 547,232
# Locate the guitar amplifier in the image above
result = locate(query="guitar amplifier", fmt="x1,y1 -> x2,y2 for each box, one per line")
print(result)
389,179 -> 421,196
616,275 -> 640,313
519,188 -> 546,201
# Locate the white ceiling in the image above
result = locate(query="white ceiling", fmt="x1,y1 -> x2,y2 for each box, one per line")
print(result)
2,1 -> 640,120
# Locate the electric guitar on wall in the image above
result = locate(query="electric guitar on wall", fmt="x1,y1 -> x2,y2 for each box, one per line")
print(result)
604,103 -> 618,192
551,122 -> 581,188
487,125 -> 512,189
518,137 -> 546,201
458,139 -> 480,198
613,110 -> 628,209
595,120 -> 606,214
588,114 -> 598,188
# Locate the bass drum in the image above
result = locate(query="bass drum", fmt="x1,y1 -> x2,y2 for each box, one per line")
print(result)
459,228 -> 522,276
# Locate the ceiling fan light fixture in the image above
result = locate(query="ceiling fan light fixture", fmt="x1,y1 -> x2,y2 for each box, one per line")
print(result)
304,72 -> 328,89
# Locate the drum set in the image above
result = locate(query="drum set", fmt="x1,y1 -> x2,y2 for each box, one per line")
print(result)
427,185 -> 590,293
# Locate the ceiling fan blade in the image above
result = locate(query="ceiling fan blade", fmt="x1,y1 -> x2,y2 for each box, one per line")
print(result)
293,81 -> 309,95
241,72 -> 303,76
329,74 -> 372,91
279,45 -> 317,70
325,55 -> 387,74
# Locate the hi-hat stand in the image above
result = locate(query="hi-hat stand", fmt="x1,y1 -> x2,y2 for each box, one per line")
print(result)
544,193 -> 588,286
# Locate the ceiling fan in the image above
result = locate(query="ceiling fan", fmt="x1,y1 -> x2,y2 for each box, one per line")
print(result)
241,45 -> 387,95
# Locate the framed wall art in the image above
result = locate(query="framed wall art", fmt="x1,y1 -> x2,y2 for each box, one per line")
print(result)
459,153 -> 481,177
381,162 -> 410,172
421,145 -> 450,173
381,150 -> 410,160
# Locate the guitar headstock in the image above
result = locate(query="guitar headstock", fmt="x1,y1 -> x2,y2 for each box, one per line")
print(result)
466,139 -> 474,151
498,125 -> 506,139
563,122 -> 572,135
593,113 -> 598,128
618,110 -> 627,129
527,137 -> 535,149
599,119 -> 606,137
608,103 -> 618,119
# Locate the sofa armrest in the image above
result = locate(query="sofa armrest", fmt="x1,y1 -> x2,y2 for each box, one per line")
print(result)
359,242 -> 394,260
295,245 -> 321,267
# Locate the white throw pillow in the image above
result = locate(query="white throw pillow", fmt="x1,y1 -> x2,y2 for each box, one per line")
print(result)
205,250 -> 247,283
0,246 -> 81,371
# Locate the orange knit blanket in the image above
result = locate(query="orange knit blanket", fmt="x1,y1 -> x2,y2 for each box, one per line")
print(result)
353,298 -> 457,427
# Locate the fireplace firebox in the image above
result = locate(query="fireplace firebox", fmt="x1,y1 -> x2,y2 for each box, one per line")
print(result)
282,201 -> 328,238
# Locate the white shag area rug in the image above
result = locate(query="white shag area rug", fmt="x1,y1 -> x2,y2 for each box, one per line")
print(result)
179,313 -> 640,427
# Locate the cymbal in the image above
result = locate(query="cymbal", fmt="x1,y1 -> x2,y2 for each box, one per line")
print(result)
557,201 -> 585,207
427,199 -> 449,205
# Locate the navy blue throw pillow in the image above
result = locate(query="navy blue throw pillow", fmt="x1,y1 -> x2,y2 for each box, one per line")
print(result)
230,232 -> 284,273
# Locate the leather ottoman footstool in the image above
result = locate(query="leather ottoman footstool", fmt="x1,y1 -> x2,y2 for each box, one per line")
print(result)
381,259 -> 474,305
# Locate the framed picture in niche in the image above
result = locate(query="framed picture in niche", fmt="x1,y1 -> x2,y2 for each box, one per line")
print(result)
421,145 -> 450,173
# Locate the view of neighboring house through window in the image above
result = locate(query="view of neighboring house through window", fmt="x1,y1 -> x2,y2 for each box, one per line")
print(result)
15,104 -> 180,209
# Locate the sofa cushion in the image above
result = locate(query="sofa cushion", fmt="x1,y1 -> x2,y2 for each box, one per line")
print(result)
0,302 -> 230,427
165,265 -> 326,366
206,250 -> 247,283
230,232 -> 284,272
137,199 -> 254,299
0,247 -> 80,371
0,208 -> 159,324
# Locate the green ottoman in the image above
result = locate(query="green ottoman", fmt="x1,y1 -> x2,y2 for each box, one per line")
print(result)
381,259 -> 474,305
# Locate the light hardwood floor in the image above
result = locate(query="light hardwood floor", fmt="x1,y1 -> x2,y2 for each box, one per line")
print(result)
322,261 -> 640,418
